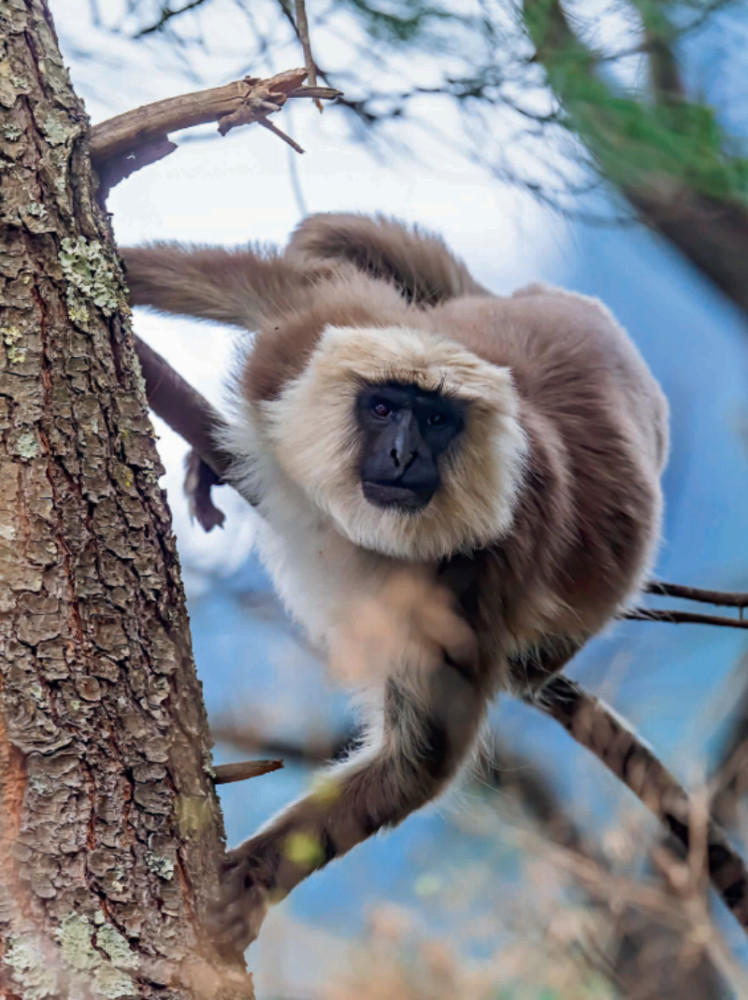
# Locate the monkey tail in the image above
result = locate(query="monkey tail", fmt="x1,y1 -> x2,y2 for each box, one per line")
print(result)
287,212 -> 488,306
120,242 -> 312,330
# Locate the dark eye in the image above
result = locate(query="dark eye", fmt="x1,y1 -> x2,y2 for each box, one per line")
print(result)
427,413 -> 446,427
372,401 -> 391,418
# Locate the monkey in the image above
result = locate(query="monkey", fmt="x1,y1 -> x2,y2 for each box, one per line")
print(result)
121,212 -> 669,953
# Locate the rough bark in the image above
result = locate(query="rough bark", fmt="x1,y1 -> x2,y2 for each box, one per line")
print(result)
0,2 -> 252,997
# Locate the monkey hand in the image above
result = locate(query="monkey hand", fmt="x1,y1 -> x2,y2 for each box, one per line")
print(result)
209,848 -> 270,958
329,566 -> 477,684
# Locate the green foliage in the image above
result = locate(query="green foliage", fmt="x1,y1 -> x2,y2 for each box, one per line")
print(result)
567,91 -> 748,203
523,0 -> 748,205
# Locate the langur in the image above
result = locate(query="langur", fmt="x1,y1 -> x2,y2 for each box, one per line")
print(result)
122,213 -> 669,951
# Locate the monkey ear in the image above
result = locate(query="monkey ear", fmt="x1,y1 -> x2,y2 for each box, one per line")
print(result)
287,213 -> 488,307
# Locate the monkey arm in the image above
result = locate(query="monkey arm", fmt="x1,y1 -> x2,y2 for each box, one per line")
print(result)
212,654 -> 489,955
120,241 -> 309,329
131,336 -> 262,522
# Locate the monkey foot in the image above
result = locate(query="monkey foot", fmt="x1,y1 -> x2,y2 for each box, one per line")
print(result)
210,850 -> 269,957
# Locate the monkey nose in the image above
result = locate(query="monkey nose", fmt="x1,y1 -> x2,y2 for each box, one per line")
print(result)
390,447 -> 417,471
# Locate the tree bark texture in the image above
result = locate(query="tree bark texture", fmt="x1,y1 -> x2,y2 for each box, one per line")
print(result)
0,2 -> 252,997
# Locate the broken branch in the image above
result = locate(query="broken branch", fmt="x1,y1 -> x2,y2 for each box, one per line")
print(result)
213,760 -> 283,785
91,69 -> 341,193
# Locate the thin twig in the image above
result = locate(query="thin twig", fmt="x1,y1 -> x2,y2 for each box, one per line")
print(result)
90,69 -> 341,194
646,581 -> 748,610
624,608 -> 748,630
527,676 -> 748,936
211,720 -> 353,765
134,0 -> 209,38
293,0 -> 322,112
258,116 -> 305,154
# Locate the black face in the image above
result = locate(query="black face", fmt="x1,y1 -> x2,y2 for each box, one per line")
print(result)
356,382 -> 465,511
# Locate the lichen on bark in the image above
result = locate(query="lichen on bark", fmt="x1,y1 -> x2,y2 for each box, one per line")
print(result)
0,2 -> 252,997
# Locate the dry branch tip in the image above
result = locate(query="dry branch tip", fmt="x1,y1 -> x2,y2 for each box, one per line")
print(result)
213,760 -> 284,785
90,68 -> 341,196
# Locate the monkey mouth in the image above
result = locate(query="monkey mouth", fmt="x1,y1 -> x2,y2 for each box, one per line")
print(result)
361,480 -> 435,511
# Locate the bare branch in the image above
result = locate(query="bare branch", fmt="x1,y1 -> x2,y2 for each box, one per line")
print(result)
90,69 -> 341,194
647,581 -> 748,610
527,676 -> 748,936
624,608 -> 748,630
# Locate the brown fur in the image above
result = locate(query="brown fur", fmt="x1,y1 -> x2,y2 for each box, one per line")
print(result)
122,213 -> 669,953
287,212 -> 488,304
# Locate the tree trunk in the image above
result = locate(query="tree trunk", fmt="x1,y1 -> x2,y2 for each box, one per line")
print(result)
0,2 -> 252,997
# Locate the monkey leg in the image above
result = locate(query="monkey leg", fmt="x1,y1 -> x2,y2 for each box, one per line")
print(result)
211,657 -> 488,954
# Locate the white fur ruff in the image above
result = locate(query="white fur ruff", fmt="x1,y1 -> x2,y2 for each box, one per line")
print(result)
218,324 -> 527,649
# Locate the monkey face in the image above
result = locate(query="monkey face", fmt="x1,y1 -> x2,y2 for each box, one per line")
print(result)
355,382 -> 465,513
259,324 -> 527,560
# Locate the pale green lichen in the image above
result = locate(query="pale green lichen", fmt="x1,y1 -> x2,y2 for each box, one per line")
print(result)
202,748 -> 216,779
1,122 -> 21,140
42,112 -> 69,145
96,925 -> 137,969
26,202 -> 47,218
145,850 -> 175,881
54,916 -> 139,999
95,966 -> 137,999
7,344 -> 26,364
59,236 -> 121,330
5,936 -> 57,999
2,324 -> 22,345
58,913 -> 99,972
176,793 -> 212,836
16,431 -> 39,458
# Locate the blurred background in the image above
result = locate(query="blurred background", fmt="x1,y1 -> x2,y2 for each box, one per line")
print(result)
57,1 -> 748,995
